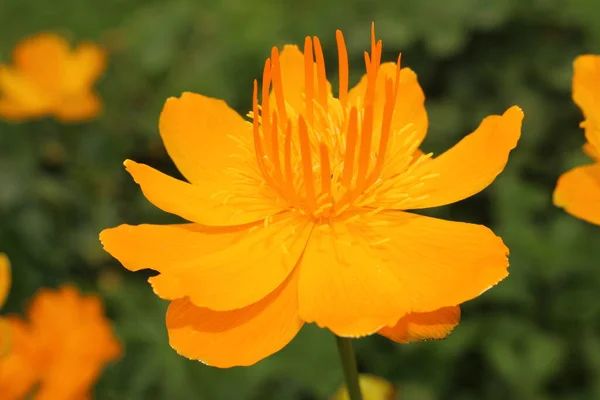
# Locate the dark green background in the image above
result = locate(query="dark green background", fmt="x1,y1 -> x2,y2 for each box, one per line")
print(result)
1,0 -> 600,399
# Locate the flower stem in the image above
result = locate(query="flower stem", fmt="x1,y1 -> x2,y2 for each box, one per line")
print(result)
334,335 -> 363,400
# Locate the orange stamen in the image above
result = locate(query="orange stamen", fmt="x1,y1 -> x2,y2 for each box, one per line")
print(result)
261,58 -> 272,149
341,107 -> 359,187
312,36 -> 328,112
270,47 -> 288,124
304,37 -> 314,125
298,117 -> 315,209
356,104 -> 374,189
320,143 -> 332,196
336,30 -> 349,109
252,80 -> 267,177
270,112 -> 282,182
283,121 -> 296,206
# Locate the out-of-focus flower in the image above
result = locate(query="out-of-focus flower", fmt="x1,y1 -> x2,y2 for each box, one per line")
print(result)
554,55 -> 600,225
330,374 -> 397,400
0,32 -> 106,122
0,285 -> 121,399
0,253 -> 12,358
0,318 -> 40,400
101,25 -> 522,368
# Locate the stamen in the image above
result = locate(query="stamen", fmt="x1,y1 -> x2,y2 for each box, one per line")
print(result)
312,36 -> 328,112
335,30 -> 349,109
320,143 -> 332,196
283,121 -> 296,206
270,112 -> 282,182
252,80 -> 268,177
370,78 -> 395,179
356,104 -> 374,189
298,117 -> 315,209
341,107 -> 359,187
270,47 -> 287,124
304,37 -> 314,125
261,58 -> 272,141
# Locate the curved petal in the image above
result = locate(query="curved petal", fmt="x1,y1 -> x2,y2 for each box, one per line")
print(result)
159,92 -> 254,185
124,159 -> 284,226
64,42 -> 106,93
54,90 -> 101,122
166,267 -> 303,368
573,55 -> 600,150
348,64 -> 428,164
298,211 -> 508,337
378,306 -> 460,344
0,253 -> 10,309
553,164 -> 600,225
12,32 -> 69,95
0,66 -> 52,119
0,318 -> 40,400
100,213 -> 312,311
377,106 -> 523,210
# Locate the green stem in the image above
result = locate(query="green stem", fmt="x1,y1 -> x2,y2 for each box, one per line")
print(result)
335,335 -> 363,400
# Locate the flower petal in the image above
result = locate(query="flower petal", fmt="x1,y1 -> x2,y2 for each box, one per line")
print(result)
54,90 -> 102,122
166,267 -> 303,368
348,64 -> 428,162
12,32 -> 69,95
298,211 -> 508,337
379,106 -> 523,210
100,213 -> 312,311
159,92 -> 253,185
0,253 -> 10,309
123,159 -> 283,226
553,164 -> 600,225
0,318 -> 40,400
378,306 -> 460,344
64,43 -> 106,93
0,66 -> 51,119
573,55 -> 600,151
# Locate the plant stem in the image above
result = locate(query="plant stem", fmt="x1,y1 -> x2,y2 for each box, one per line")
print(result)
334,335 -> 363,400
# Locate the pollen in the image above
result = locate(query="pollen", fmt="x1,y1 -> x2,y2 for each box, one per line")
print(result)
250,24 -> 426,222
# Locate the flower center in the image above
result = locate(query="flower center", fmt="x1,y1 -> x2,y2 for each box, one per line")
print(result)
250,26 -> 423,221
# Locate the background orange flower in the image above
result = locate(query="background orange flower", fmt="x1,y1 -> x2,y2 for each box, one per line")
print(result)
0,32 -> 105,122
554,55 -> 600,225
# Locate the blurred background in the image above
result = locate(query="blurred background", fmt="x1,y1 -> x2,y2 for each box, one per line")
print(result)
1,0 -> 600,399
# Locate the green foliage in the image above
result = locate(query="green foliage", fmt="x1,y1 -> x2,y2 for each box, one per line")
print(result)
1,0 -> 600,399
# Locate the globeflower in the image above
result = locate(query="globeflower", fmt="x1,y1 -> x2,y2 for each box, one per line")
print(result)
0,32 -> 106,122
0,253 -> 11,356
101,25 -> 523,369
0,285 -> 121,399
554,55 -> 600,225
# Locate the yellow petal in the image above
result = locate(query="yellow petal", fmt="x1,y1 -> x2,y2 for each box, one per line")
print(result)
0,318 -> 40,400
298,211 -> 508,337
378,306 -> 460,343
348,63 -> 428,158
382,106 -> 523,210
554,164 -> 600,225
100,213 -> 312,311
64,42 -> 106,94
54,90 -> 102,122
0,254 -> 9,309
166,268 -> 303,368
12,32 -> 69,95
330,374 -> 397,400
159,92 -> 252,185
0,66 -> 52,119
124,159 -> 284,226
573,55 -> 600,150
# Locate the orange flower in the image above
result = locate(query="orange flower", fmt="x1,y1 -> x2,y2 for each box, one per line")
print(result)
0,32 -> 106,122
0,285 -> 121,399
0,253 -> 11,357
101,25 -> 523,368
554,55 -> 600,225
